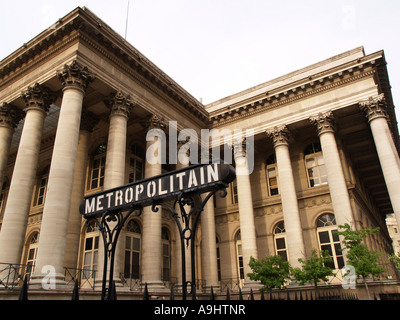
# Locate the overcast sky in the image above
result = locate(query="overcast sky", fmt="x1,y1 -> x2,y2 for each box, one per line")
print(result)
1,1 -> 399,114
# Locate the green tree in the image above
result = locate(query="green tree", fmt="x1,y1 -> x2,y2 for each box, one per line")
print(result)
389,251 -> 400,271
291,249 -> 334,294
334,223 -> 385,300
247,255 -> 291,296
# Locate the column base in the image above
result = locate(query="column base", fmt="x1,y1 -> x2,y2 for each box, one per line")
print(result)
143,280 -> 169,293
28,272 -> 68,290
241,279 -> 263,293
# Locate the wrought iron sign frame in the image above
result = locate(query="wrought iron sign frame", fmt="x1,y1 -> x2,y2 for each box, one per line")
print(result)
80,163 -> 235,300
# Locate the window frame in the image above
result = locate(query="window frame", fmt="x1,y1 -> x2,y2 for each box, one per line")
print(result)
304,142 -> 328,188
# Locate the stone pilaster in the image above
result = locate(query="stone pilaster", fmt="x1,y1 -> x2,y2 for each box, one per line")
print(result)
0,103 -> 25,185
32,61 -> 95,287
360,94 -> 400,230
0,84 -> 54,266
266,126 -> 305,267
309,111 -> 354,227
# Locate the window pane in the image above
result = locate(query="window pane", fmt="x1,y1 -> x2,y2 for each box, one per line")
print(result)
332,231 -> 340,242
321,244 -> 333,256
124,251 -> 131,275
276,238 -> 286,250
94,236 -> 99,249
306,158 -> 316,168
334,243 -> 342,256
28,248 -> 35,260
126,236 -> 131,250
93,251 -> 98,266
319,231 -> 330,244
337,256 -> 345,269
277,250 -> 288,262
84,252 -> 92,266
85,238 -> 93,250
163,244 -> 169,256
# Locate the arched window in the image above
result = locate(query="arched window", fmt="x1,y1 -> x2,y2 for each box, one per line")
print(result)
89,144 -> 106,190
235,231 -> 245,283
274,221 -> 288,261
129,144 -> 144,183
266,154 -> 279,196
83,221 -> 99,279
124,220 -> 141,279
304,142 -> 328,187
26,232 -> 39,277
34,166 -> 49,206
316,213 -> 344,269
162,227 -> 171,282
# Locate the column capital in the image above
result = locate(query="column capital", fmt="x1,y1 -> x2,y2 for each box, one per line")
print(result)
106,90 -> 135,119
21,83 -> 56,113
233,137 -> 247,159
0,103 -> 25,129
266,125 -> 290,148
57,60 -> 95,93
359,93 -> 387,122
146,113 -> 167,132
309,111 -> 336,136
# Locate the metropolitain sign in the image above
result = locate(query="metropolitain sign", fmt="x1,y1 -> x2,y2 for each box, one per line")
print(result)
80,163 -> 236,218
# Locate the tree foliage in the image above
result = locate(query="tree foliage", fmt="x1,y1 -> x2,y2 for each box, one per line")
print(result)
247,255 -> 290,290
333,223 -> 385,281
291,249 -> 334,290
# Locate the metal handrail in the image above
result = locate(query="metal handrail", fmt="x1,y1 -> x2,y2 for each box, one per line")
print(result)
0,263 -> 31,289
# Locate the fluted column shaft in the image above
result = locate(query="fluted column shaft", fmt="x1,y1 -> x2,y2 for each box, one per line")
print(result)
360,94 -> 400,229
200,195 -> 219,289
141,114 -> 166,290
266,126 -> 305,267
64,111 -> 98,270
310,111 -> 354,227
96,91 -> 133,284
32,61 -> 94,284
0,84 -> 54,265
234,138 -> 258,285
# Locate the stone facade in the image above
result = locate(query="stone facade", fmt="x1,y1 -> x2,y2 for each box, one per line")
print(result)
0,7 -> 399,298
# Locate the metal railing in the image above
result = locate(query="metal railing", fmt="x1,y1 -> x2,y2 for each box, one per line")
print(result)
0,263 -> 32,289
64,267 -> 97,290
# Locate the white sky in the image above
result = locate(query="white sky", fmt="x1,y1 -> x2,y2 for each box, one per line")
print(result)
1,0 -> 400,114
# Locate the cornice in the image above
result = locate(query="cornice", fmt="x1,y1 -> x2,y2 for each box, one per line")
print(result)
210,64 -> 377,127
0,7 -> 208,124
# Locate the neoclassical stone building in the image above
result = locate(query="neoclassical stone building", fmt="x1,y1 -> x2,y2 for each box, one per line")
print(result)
0,7 -> 399,298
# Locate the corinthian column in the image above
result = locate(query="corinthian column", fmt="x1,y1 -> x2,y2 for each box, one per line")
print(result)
233,137 -> 259,287
64,111 -> 98,271
266,126 -> 305,267
96,90 -> 134,285
32,61 -> 95,286
141,114 -> 167,291
360,94 -> 400,229
309,111 -> 354,227
0,103 -> 25,185
0,84 -> 54,266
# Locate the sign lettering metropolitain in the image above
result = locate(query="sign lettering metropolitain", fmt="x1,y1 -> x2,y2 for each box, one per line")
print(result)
79,163 -> 236,218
